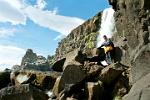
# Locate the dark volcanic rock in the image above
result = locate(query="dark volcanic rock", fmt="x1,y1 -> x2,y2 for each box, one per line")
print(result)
52,76 -> 62,97
85,81 -> 104,100
55,12 -> 102,60
0,84 -> 49,100
83,62 -> 103,75
0,71 -> 11,90
51,58 -> 66,72
11,70 -> 61,90
52,64 -> 86,97
112,74 -> 130,98
63,49 -> 86,70
82,62 -> 104,82
107,0 -> 150,99
109,0 -> 150,84
131,44 -> 150,84
99,63 -> 127,85
123,73 -> 150,100
62,64 -> 86,85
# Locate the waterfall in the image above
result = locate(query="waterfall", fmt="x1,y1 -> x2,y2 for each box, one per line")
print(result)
97,7 -> 116,47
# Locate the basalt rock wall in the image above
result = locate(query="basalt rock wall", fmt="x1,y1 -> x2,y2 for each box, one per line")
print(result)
109,0 -> 150,84
55,12 -> 102,60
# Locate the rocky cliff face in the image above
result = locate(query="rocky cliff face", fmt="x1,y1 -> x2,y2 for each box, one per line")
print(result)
14,49 -> 51,71
55,12 -> 102,60
21,49 -> 37,65
51,0 -> 150,99
53,0 -> 150,85
0,0 -> 150,100
109,0 -> 150,84
108,0 -> 150,99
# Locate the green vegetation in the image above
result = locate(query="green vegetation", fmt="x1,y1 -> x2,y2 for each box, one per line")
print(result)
113,95 -> 122,100
84,32 -> 99,49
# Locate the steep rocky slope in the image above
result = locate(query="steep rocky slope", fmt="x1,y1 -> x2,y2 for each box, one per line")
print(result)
109,0 -> 150,99
0,0 -> 150,100
55,12 -> 102,60
109,0 -> 150,84
54,0 -> 150,84
50,0 -> 150,99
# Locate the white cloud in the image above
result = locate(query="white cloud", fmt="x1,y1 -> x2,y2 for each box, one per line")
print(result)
0,0 -> 85,36
0,45 -> 25,71
52,7 -> 59,15
24,6 -> 84,36
0,0 -> 86,70
0,28 -> 17,38
35,0 -> 47,10
0,0 -> 26,25
4,0 -> 25,9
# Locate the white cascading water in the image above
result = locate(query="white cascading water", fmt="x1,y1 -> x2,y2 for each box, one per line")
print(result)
96,7 -> 116,66
97,7 -> 116,48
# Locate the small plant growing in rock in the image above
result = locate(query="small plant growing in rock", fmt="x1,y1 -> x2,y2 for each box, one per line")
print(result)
84,32 -> 99,49
113,95 -> 122,100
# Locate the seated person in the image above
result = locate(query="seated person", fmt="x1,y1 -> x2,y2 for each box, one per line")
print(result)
85,35 -> 114,65
99,35 -> 114,64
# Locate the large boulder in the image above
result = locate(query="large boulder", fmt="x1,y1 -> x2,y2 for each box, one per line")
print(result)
131,44 -> 150,83
83,62 -> 104,82
61,64 -> 86,87
51,58 -> 66,72
52,63 -> 86,97
63,49 -> 86,70
123,73 -> 150,100
109,0 -> 150,84
57,83 -> 85,100
113,37 -> 130,65
98,62 -> 127,85
0,71 -> 11,89
0,84 -> 48,100
52,76 -> 62,97
83,62 -> 103,75
112,74 -> 130,99
85,81 -> 104,100
11,70 -> 61,90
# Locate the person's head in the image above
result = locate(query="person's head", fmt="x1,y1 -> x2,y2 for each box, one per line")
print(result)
103,35 -> 108,41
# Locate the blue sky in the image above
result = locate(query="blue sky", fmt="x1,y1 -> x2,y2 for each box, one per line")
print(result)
0,0 -> 109,70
